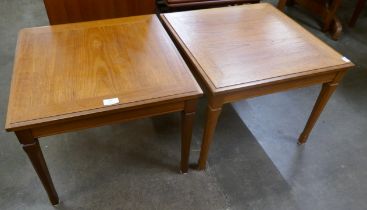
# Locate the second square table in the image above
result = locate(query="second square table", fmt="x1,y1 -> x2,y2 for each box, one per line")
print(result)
161,3 -> 354,170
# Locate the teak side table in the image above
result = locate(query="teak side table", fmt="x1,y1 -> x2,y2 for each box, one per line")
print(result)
161,3 -> 354,170
5,15 -> 202,205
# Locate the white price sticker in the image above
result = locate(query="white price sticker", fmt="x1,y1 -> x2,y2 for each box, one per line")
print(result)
342,56 -> 351,63
103,98 -> 119,106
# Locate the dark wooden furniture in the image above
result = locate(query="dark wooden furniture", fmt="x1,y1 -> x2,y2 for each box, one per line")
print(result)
6,15 -> 202,205
164,0 -> 259,8
349,0 -> 366,27
278,0 -> 343,40
161,3 -> 354,170
43,0 -> 156,24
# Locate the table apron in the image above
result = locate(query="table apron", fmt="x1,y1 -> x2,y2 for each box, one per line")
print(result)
223,71 -> 339,104
31,101 -> 185,138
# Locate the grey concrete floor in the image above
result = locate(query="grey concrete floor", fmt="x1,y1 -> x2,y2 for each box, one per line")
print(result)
0,0 -> 366,209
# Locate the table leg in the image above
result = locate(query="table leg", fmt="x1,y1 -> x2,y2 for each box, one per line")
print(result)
298,71 -> 346,144
322,0 -> 341,33
180,99 -> 197,173
330,17 -> 342,40
349,0 -> 366,27
15,130 -> 59,205
277,0 -> 288,11
198,98 -> 223,170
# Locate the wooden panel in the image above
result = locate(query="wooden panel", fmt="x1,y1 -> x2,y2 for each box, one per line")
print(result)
161,3 -> 354,94
32,101 -> 185,137
43,0 -> 156,25
223,71 -> 339,103
6,15 -> 202,130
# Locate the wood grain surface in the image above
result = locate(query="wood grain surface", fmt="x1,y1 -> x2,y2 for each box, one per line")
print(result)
161,3 -> 353,93
6,15 -> 202,131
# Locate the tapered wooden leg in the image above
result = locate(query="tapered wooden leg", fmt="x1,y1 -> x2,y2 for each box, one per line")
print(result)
330,17 -> 342,40
180,99 -> 197,173
322,0 -> 341,33
15,130 -> 59,205
349,0 -> 366,27
298,71 -> 347,144
322,15 -> 333,32
198,98 -> 223,170
277,0 -> 288,11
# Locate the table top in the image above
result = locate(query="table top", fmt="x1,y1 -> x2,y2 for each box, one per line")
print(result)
6,15 -> 202,131
161,3 -> 354,94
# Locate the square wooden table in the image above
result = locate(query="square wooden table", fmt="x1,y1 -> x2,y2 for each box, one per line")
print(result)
5,15 -> 202,205
161,3 -> 354,170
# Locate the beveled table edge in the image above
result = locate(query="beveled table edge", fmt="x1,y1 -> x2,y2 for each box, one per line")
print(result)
5,14 -> 203,131
5,91 -> 202,132
160,3 -> 355,95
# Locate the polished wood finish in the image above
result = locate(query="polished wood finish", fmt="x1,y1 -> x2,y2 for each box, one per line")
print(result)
277,0 -> 342,40
163,4 -> 350,93
6,15 -> 201,131
43,0 -> 156,24
6,15 -> 202,204
349,0 -> 366,27
161,3 -> 354,169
